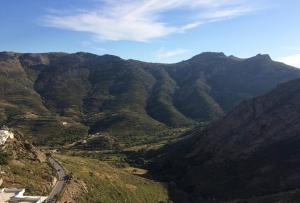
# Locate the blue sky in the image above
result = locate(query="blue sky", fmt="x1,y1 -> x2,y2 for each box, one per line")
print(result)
1,0 -> 300,66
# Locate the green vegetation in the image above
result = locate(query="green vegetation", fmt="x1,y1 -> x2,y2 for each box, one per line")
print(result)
13,117 -> 88,146
146,68 -> 192,126
1,160 -> 54,195
0,152 -> 9,164
55,154 -> 170,203
61,127 -> 186,169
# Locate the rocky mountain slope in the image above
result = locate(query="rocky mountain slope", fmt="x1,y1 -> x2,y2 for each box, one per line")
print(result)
151,78 -> 300,202
0,128 -> 55,194
1,51 -> 299,145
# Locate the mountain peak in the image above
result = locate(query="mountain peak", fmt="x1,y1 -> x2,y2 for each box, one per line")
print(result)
249,53 -> 272,61
191,52 -> 226,60
100,54 -> 123,61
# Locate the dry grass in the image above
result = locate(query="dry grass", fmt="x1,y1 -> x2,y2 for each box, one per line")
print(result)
55,154 -> 170,203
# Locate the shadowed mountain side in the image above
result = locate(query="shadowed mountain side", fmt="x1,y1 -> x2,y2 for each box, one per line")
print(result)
150,78 -> 300,202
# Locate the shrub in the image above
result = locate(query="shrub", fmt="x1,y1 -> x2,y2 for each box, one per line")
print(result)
0,152 -> 9,165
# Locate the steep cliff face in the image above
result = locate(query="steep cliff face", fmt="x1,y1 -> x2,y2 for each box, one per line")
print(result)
152,78 -> 300,202
1,51 -> 300,145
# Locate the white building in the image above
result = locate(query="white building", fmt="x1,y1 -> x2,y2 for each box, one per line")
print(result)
0,188 -> 47,203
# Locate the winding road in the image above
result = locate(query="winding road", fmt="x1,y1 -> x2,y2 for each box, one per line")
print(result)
46,157 -> 67,203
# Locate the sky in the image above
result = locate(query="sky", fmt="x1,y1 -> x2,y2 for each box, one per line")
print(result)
0,0 -> 300,67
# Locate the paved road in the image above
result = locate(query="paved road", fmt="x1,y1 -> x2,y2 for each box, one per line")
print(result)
46,157 -> 67,203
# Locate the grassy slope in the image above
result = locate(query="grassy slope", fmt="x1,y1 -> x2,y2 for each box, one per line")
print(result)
0,133 -> 55,195
1,160 -> 53,195
55,154 -> 170,203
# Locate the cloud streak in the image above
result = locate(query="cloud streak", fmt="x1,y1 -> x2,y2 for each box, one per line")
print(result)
156,47 -> 189,59
43,0 -> 255,42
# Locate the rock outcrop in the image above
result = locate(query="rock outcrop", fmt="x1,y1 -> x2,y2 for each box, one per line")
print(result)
0,127 -> 14,145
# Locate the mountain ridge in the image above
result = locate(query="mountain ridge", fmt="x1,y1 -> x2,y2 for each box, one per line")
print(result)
1,51 -> 300,145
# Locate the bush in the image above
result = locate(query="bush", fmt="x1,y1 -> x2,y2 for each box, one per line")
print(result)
0,152 -> 9,165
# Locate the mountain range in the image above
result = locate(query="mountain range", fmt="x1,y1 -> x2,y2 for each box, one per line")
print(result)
1,51 -> 300,145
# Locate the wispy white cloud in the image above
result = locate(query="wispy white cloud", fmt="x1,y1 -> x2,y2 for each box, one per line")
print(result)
278,53 -> 300,68
156,47 -> 189,59
43,0 -> 255,42
285,47 -> 300,52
